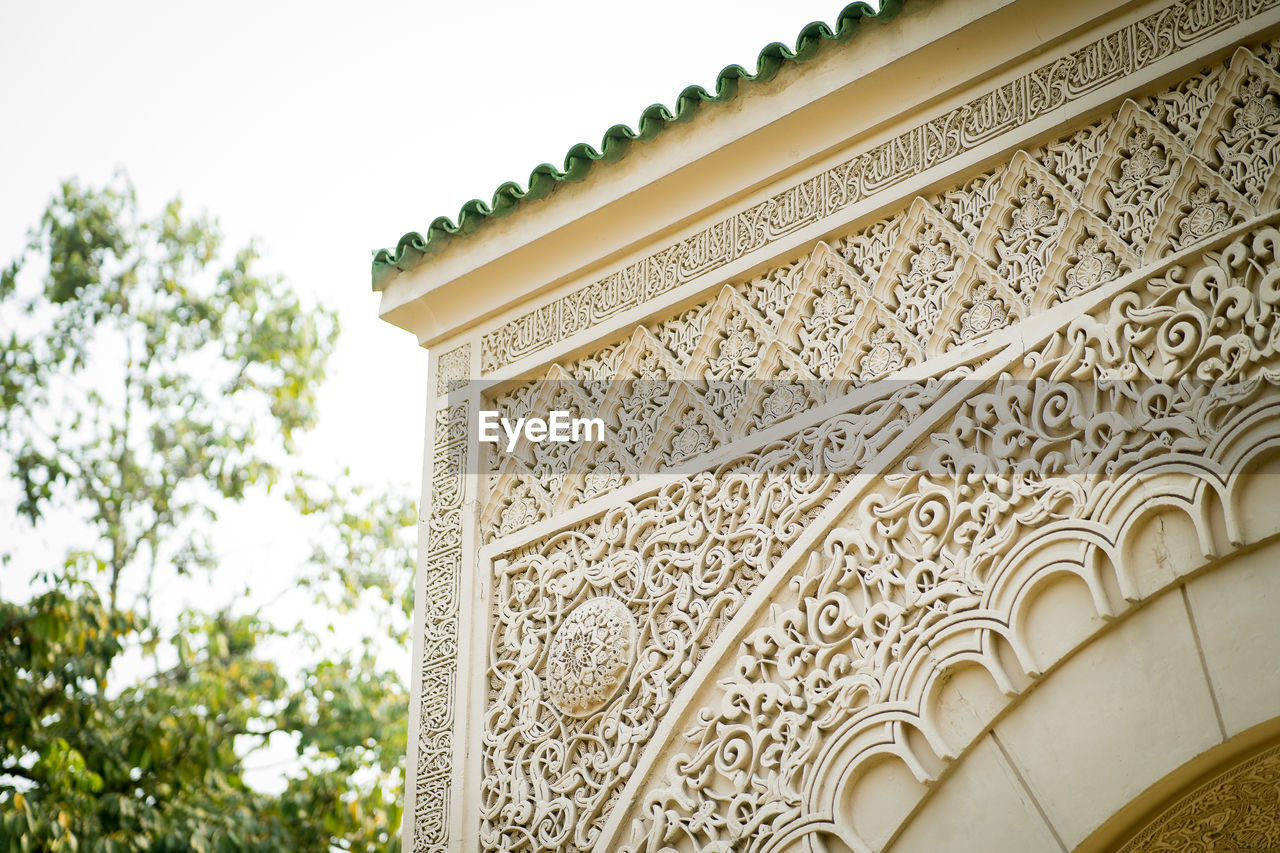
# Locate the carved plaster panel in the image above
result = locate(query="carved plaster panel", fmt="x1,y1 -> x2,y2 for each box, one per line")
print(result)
478,0 -> 1280,376
405,7 -> 1280,852
468,37 -> 1280,853
612,216 -> 1280,852
483,42 -> 1279,544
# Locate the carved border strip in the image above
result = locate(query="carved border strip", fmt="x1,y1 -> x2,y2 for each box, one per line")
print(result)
479,0 -> 1276,375
411,402 -> 467,853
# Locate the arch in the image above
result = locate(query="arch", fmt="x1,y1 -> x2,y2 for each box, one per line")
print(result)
842,534 -> 1280,852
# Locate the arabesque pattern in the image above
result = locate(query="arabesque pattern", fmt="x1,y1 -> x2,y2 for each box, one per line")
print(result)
619,217 -> 1280,853
482,373 -> 962,852
478,0 -> 1280,374
485,44 -> 1278,543
472,38 -> 1280,853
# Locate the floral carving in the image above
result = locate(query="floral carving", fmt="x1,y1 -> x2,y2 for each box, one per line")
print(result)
1211,68 -> 1280,204
858,326 -> 908,380
1065,235 -> 1123,297
437,343 -> 471,394
610,341 -> 677,463
797,268 -> 860,379
481,375 -> 961,853
1142,64 -> 1227,147
473,36 -> 1280,840
1103,122 -> 1183,250
893,223 -> 961,337
578,447 -> 627,503
617,220 -> 1280,853
954,282 -> 1011,343
498,481 -> 544,537
756,382 -> 810,428
993,175 -> 1068,299
664,407 -> 716,465
708,311 -> 760,378
1175,184 -> 1238,248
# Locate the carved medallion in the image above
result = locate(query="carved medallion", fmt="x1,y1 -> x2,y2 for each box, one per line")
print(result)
955,283 -> 1010,342
546,597 -> 637,717
859,326 -> 906,380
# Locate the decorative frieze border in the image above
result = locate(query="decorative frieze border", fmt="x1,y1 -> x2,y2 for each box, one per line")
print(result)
409,402 -> 468,853
479,0 -> 1278,375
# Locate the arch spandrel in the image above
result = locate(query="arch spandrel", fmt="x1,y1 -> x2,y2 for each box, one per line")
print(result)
398,4 -> 1280,851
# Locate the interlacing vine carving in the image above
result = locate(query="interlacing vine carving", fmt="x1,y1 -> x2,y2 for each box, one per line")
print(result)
482,374 -> 964,853
470,37 -> 1280,853
620,217 -> 1280,853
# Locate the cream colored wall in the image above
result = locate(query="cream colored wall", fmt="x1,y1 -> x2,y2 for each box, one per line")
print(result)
391,1 -> 1280,850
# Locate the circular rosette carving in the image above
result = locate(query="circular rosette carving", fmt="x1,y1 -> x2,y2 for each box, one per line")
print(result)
546,596 -> 637,717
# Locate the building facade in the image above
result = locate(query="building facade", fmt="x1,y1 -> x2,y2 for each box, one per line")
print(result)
375,1 -> 1280,850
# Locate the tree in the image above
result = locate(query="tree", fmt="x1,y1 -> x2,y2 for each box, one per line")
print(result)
0,177 -> 415,851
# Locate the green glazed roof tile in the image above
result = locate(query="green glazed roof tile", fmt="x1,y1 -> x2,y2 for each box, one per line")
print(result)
372,0 -> 901,290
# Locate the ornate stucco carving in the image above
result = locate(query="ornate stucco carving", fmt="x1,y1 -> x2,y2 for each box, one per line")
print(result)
411,403 -> 467,853
614,215 -> 1280,852
437,344 -> 472,394
545,596 -> 638,717
483,42 -> 1277,544
467,36 -> 1280,853
405,5 -> 1280,851
482,372 -> 963,852
478,0 -> 1280,376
